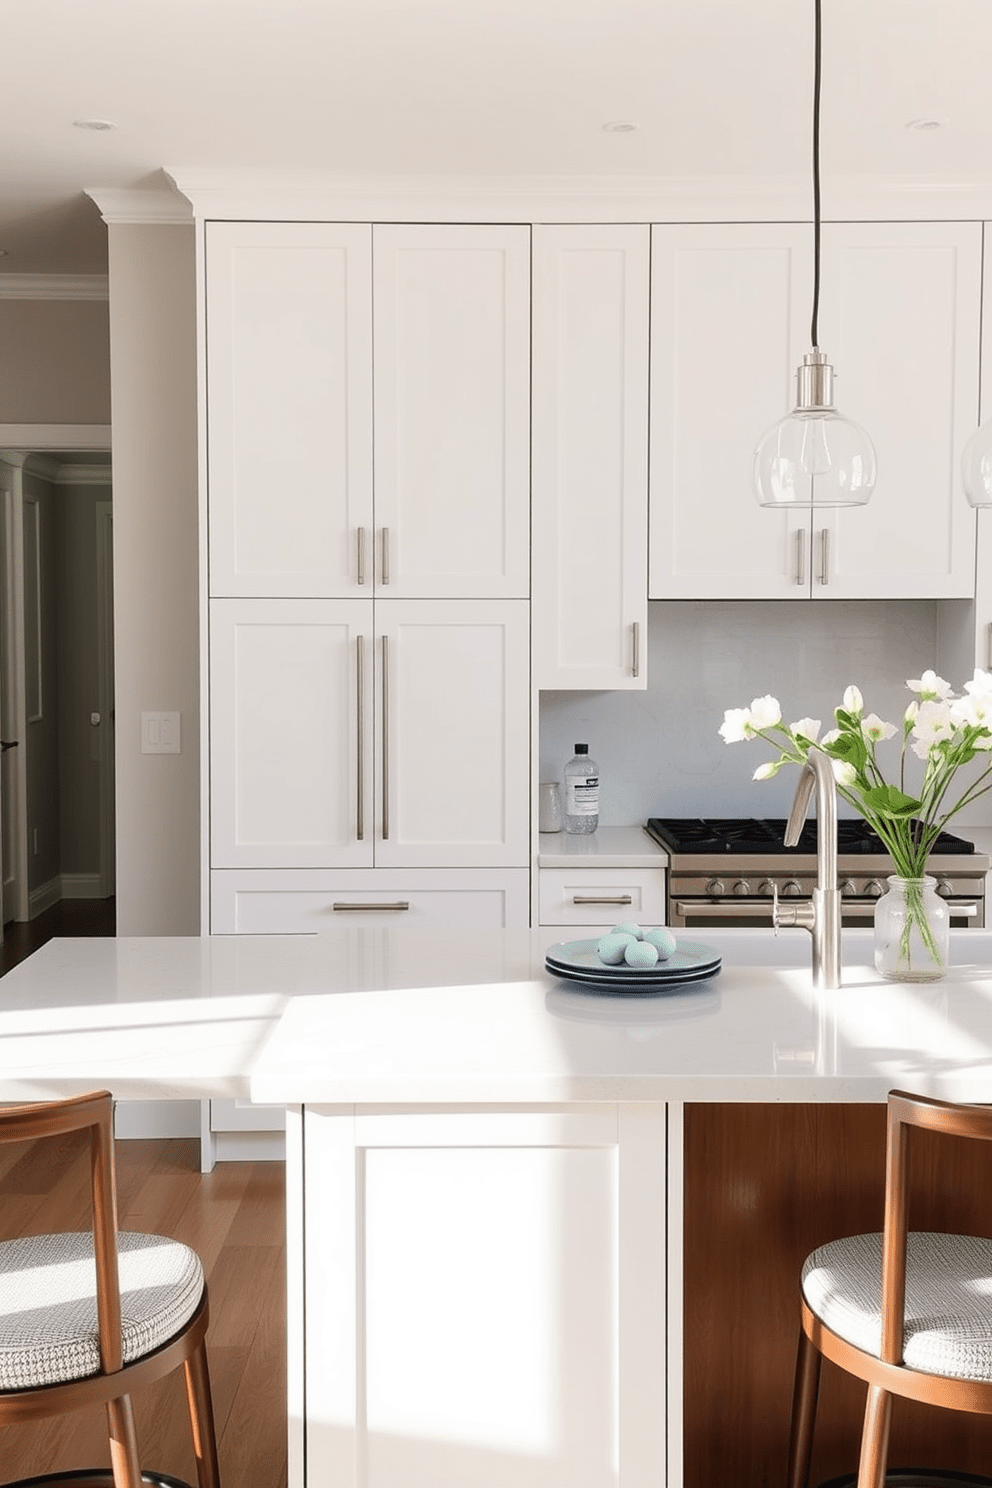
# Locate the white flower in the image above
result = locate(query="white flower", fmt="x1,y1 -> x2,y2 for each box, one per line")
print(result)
719,708 -> 754,743
752,761 -> 781,781
907,669 -> 953,701
843,685 -> 864,716
904,701 -> 919,724
748,694 -> 781,730
962,668 -> 992,707
950,691 -> 992,730
820,727 -> 840,746
789,717 -> 821,743
910,699 -> 956,758
831,759 -> 857,787
861,713 -> 896,743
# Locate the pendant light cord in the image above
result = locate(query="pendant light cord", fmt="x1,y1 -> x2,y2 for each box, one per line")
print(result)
811,0 -> 822,350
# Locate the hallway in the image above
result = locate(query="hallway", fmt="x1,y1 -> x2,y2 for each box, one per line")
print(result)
0,896 -> 115,976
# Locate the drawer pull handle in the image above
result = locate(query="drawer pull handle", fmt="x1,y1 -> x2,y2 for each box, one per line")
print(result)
357,526 -> 367,586
571,894 -> 634,905
332,901 -> 410,912
356,635 -> 366,841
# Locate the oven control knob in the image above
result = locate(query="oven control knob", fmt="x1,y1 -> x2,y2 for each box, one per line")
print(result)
732,879 -> 750,897
935,877 -> 954,899
757,879 -> 776,898
781,879 -> 803,897
705,879 -> 726,898
840,879 -> 858,896
864,879 -> 885,899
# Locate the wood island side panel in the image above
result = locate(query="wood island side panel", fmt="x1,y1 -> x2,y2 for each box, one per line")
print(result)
683,1103 -> 992,1488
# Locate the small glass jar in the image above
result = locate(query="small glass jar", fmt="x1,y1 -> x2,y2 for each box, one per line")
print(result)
873,874 -> 950,983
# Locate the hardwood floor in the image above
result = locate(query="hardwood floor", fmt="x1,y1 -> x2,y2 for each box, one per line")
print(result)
0,1134 -> 288,1488
1,896 -> 116,977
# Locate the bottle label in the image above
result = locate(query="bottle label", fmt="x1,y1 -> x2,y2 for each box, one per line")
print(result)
566,775 -> 599,814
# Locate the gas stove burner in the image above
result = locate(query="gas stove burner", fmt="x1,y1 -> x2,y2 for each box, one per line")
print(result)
646,817 -> 977,856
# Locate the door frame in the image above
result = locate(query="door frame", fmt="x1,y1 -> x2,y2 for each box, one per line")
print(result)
0,425 -> 112,922
95,501 -> 115,896
0,457 -> 28,925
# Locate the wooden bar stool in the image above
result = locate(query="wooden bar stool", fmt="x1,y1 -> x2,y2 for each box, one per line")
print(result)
787,1089 -> 992,1488
0,1090 -> 221,1488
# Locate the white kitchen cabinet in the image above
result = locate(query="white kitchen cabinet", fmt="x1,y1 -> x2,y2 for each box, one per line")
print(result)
209,597 -> 530,876
211,867 -> 530,933
532,225 -> 649,687
650,221 -> 980,601
372,225 -> 531,599
205,222 -> 374,599
205,221 -> 530,600
539,867 -> 667,929
297,1103 -> 667,1488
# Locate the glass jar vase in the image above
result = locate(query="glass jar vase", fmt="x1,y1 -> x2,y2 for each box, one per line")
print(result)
873,874 -> 950,982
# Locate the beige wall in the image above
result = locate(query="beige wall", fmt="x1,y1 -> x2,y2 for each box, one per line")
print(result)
107,224 -> 200,934
0,300 -> 111,424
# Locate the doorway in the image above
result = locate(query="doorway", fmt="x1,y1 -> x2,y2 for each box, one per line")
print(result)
0,433 -> 114,934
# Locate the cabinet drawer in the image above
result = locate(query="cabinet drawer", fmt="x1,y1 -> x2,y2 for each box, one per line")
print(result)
212,868 -> 530,933
539,868 -> 667,927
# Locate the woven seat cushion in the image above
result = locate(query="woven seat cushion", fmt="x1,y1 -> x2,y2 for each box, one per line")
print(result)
803,1231 -> 992,1382
0,1231 -> 204,1390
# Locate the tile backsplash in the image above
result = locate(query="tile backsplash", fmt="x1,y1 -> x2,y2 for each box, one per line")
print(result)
540,598 -> 982,826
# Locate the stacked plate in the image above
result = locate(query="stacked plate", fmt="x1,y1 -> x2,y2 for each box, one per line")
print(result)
544,938 -> 722,993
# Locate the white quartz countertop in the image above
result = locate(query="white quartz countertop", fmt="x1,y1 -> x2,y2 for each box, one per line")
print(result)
537,824 -> 668,868
5,927 -> 992,1107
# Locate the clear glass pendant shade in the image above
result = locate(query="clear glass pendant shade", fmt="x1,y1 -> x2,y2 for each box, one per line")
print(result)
753,350 -> 877,508
961,418 -> 992,508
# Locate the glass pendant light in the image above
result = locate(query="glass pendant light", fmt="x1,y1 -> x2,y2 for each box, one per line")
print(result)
753,0 -> 876,508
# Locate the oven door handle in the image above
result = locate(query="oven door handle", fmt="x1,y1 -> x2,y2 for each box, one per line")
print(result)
674,900 -> 980,919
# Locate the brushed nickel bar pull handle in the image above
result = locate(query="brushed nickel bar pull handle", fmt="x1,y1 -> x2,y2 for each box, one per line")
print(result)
332,901 -> 410,912
674,901 -> 782,919
632,621 -> 640,678
357,527 -> 367,586
356,634 -> 366,841
818,527 -> 830,586
572,894 -> 633,906
796,528 -> 806,587
381,526 -> 390,585
381,634 -> 390,840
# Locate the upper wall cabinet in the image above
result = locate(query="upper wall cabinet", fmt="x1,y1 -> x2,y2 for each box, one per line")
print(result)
205,222 -> 531,600
531,224 -> 650,688
649,221 -> 980,600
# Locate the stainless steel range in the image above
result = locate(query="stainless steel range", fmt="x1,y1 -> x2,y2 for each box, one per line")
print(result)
645,817 -> 990,930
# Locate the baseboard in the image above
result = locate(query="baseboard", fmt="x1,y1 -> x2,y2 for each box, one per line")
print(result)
60,872 -> 104,899
113,1099 -> 202,1140
27,876 -> 61,917
212,1129 -> 286,1162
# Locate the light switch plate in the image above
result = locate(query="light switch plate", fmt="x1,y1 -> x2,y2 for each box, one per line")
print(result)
141,711 -> 181,754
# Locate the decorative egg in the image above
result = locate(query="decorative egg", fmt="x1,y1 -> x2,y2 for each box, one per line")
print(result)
612,921 -> 644,940
596,932 -> 637,965
643,927 -> 678,960
624,939 -> 659,968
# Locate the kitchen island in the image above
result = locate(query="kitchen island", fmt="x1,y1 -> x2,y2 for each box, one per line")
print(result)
4,926 -> 992,1488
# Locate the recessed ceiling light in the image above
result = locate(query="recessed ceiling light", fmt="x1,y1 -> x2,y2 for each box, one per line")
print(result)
602,121 -> 639,134
906,118 -> 947,132
72,118 -> 117,132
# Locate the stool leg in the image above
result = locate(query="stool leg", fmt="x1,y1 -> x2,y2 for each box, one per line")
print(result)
856,1383 -> 892,1488
185,1340 -> 222,1488
786,1328 -> 821,1488
106,1393 -> 144,1488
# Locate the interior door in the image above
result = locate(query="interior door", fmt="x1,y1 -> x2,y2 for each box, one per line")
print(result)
0,466 -> 22,926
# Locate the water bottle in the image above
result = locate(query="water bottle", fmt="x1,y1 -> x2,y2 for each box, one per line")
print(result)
564,744 -> 599,834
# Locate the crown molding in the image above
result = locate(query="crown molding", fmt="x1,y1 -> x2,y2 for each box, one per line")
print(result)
0,274 -> 109,301
85,186 -> 193,225
22,454 -> 112,485
165,167 -> 992,223
0,424 -> 112,451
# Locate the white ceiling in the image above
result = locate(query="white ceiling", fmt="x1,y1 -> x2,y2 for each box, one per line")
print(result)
4,0 -> 992,274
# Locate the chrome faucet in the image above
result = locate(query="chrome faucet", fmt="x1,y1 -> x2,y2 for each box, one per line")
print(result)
773,748 -> 842,988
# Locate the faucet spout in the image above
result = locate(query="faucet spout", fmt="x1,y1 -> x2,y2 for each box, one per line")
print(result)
776,748 -> 842,988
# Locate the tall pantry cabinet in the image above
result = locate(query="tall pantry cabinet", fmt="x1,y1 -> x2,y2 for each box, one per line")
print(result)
203,222 -> 532,934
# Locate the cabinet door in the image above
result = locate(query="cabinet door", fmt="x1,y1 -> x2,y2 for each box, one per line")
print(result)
650,224 -> 813,599
372,225 -> 531,598
210,598 -> 374,868
374,600 -> 530,868
532,225 -> 649,688
206,222 -> 373,598
815,221 -> 980,599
